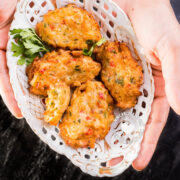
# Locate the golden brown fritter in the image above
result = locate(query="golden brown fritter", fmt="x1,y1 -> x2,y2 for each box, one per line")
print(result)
36,4 -> 102,50
27,49 -> 101,96
26,57 -> 50,96
59,81 -> 114,149
95,42 -> 143,109
44,81 -> 70,125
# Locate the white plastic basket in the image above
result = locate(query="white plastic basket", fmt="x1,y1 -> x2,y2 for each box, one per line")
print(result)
6,0 -> 154,177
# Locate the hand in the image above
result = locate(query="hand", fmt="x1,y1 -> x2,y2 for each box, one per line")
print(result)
0,0 -> 22,118
0,0 -> 179,167
109,0 -> 180,170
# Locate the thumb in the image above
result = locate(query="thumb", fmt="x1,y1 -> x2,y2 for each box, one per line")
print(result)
155,11 -> 180,115
127,0 -> 180,114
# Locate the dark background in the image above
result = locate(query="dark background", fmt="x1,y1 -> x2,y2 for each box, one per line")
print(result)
0,0 -> 180,179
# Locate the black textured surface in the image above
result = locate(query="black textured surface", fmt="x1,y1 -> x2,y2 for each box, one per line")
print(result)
0,0 -> 180,179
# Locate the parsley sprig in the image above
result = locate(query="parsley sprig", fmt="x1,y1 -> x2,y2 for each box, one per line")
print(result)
10,28 -> 50,65
83,37 -> 107,57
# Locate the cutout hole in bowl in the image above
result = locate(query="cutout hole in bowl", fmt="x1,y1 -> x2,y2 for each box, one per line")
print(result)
41,1 -> 47,7
112,11 -> 117,18
85,154 -> 90,159
114,140 -> 119,144
142,101 -> 146,108
107,30 -> 111,38
143,89 -> 148,97
109,20 -> 114,27
93,6 -> 98,12
101,162 -> 107,167
30,17 -> 34,22
104,4 -> 109,10
29,1 -> 35,8
101,12 -> 106,19
42,127 -> 47,134
51,135 -> 56,141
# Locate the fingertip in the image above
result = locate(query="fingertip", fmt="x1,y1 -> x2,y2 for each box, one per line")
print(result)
132,141 -> 157,172
12,108 -> 23,119
132,153 -> 147,171
1,93 -> 23,119
132,162 -> 144,171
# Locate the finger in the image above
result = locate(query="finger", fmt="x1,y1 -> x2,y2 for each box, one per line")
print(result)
132,97 -> 169,170
0,24 -> 10,50
0,0 -> 16,29
154,1 -> 180,114
0,50 -> 22,118
157,31 -> 180,114
127,0 -> 179,57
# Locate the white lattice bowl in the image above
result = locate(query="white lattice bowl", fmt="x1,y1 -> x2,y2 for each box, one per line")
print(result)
6,0 -> 154,177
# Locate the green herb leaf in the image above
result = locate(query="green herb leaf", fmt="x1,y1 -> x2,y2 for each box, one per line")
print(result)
10,28 -> 50,65
115,77 -> 124,86
130,77 -> 135,84
104,112 -> 107,118
86,40 -> 94,46
86,45 -> 95,57
10,29 -> 23,35
112,50 -> 117,54
82,49 -> 89,56
83,37 -> 107,57
96,37 -> 107,46
17,56 -> 26,65
74,65 -> 81,72
25,55 -> 37,65
11,42 -> 25,57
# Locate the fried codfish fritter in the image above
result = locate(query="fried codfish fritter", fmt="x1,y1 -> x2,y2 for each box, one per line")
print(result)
26,49 -> 101,125
95,42 -> 143,109
44,82 -> 70,125
26,49 -> 101,96
36,4 -> 102,49
59,81 -> 114,148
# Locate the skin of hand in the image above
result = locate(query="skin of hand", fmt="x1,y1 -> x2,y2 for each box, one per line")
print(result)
108,0 -> 180,171
0,0 -> 22,118
0,0 -> 58,118
0,0 -> 179,171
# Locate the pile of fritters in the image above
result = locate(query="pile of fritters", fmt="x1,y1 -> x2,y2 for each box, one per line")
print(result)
27,4 -> 143,148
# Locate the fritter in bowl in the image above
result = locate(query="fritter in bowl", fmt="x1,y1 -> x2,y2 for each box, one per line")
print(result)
26,49 -> 101,96
59,80 -> 114,149
95,42 -> 143,109
44,81 -> 70,125
36,4 -> 102,49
